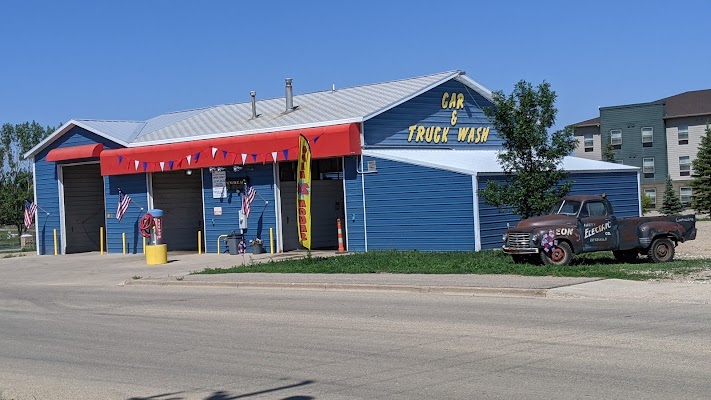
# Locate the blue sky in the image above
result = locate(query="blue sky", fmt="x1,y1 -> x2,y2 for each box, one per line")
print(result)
2,1 -> 710,131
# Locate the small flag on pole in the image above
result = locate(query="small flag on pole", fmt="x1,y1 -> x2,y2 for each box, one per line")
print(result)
116,189 -> 131,221
241,186 -> 257,218
24,200 -> 37,229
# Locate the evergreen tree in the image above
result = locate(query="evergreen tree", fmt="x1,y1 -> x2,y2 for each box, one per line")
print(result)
660,175 -> 683,215
602,142 -> 615,162
690,124 -> 711,214
480,81 -> 577,218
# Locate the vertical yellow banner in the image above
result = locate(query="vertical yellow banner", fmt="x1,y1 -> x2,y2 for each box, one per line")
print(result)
297,134 -> 312,249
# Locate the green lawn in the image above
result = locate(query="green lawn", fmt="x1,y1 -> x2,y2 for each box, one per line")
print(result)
193,250 -> 710,280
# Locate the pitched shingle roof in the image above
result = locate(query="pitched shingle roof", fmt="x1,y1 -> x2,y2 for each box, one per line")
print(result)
571,117 -> 600,128
660,89 -> 711,119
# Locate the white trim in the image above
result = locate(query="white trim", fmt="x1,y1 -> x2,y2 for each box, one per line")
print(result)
472,175 -> 481,251
147,173 -> 154,210
129,118 -> 363,147
32,160 -> 40,255
454,74 -> 494,101
273,162 -> 284,253
57,165 -> 66,254
24,120 -> 131,159
360,155 -> 368,252
200,168 -> 207,252
341,156 -> 349,252
637,172 -> 642,217
361,71 -> 462,121
57,161 -> 102,254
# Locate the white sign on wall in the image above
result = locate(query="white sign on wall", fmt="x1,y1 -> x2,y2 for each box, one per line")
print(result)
212,170 -> 227,199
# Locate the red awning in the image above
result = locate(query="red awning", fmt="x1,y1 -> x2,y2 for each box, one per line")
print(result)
46,143 -> 104,162
100,123 -> 361,176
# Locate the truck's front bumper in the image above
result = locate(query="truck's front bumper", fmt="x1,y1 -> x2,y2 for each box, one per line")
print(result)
502,246 -> 540,255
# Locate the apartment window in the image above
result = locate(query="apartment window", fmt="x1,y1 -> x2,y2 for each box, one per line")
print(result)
680,187 -> 692,207
644,188 -> 656,209
643,157 -> 655,178
641,127 -> 653,147
679,156 -> 691,177
610,129 -> 622,149
584,133 -> 594,152
678,125 -> 689,145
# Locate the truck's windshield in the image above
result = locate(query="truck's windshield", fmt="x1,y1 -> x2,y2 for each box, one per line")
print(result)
550,200 -> 581,216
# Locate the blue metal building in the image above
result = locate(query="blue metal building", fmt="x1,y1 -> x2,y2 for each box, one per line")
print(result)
24,70 -> 641,255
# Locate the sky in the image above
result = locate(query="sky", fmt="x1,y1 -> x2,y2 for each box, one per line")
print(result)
2,0 -> 710,131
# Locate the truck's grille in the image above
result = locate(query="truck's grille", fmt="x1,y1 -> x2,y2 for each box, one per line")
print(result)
506,233 -> 531,248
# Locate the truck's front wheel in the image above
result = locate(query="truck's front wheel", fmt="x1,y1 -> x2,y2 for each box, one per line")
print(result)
541,242 -> 572,266
647,237 -> 675,263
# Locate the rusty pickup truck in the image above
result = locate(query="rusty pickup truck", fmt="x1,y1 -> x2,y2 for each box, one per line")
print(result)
502,194 -> 696,265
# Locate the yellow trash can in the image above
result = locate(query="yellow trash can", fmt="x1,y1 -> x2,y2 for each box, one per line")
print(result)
146,244 -> 168,265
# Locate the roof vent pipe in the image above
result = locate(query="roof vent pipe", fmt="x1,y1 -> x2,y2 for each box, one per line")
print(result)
285,78 -> 294,111
250,91 -> 257,118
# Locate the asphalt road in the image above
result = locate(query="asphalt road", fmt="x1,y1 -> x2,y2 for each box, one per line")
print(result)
1,284 -> 710,400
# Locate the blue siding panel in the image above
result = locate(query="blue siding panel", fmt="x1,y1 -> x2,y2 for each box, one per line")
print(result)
202,164 -> 276,254
478,171 -> 640,250
343,156 -> 365,252
105,174 -> 148,254
34,127 -> 122,255
363,156 -> 475,251
364,80 -> 503,150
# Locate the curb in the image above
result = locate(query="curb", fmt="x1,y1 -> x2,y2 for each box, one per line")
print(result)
123,279 -> 548,297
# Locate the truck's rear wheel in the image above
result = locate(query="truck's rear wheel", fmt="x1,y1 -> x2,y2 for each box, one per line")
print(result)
613,249 -> 638,263
647,237 -> 675,263
541,242 -> 572,266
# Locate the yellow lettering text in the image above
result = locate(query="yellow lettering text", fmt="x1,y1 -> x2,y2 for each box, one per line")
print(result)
480,127 -> 489,142
457,127 -> 470,142
442,127 -> 449,143
441,93 -> 450,109
450,110 -> 458,126
467,128 -> 476,143
407,125 -> 417,142
448,95 -> 457,109
433,126 -> 442,143
415,126 -> 425,142
425,127 -> 434,142
456,93 -> 464,109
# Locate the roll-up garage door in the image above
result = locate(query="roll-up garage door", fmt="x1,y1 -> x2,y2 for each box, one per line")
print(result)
151,171 -> 204,251
62,163 -> 105,254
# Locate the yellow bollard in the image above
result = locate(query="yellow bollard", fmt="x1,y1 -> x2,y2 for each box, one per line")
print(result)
270,228 -> 274,254
143,236 -> 146,254
122,232 -> 126,255
100,227 -> 104,255
53,229 -> 58,256
198,231 -> 202,255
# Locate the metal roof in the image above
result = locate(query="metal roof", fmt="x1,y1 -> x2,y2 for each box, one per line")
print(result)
25,70 -> 494,158
132,70 -> 466,144
362,149 -> 639,175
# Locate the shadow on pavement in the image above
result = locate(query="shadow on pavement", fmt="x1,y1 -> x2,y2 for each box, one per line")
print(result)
126,380 -> 315,400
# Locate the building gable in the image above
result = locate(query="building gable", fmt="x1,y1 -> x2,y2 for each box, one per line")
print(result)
363,80 -> 502,149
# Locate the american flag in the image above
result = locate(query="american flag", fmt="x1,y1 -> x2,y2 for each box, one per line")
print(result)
24,200 -> 37,229
241,185 -> 257,218
116,189 -> 131,221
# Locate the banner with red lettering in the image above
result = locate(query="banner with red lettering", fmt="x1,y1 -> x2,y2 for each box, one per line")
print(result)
297,135 -> 312,249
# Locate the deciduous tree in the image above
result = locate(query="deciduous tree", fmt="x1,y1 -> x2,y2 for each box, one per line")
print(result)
480,81 -> 577,219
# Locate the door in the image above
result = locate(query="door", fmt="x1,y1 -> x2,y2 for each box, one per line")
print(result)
62,163 -> 105,254
151,170 -> 204,251
579,200 -> 618,252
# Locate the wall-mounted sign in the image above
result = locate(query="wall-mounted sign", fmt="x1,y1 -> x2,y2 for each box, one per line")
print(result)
213,207 -> 223,216
407,92 -> 491,144
212,170 -> 226,199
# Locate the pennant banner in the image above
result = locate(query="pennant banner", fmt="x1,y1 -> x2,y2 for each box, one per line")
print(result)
186,155 -> 192,165
271,152 -> 278,163
241,154 -> 247,165
160,162 -> 165,172
134,160 -> 140,171
212,147 -> 218,159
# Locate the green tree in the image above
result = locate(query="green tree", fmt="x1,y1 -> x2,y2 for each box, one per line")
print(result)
660,175 -> 683,215
602,143 -> 616,162
480,81 -> 577,218
690,124 -> 711,214
0,121 -> 55,240
641,191 -> 653,215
